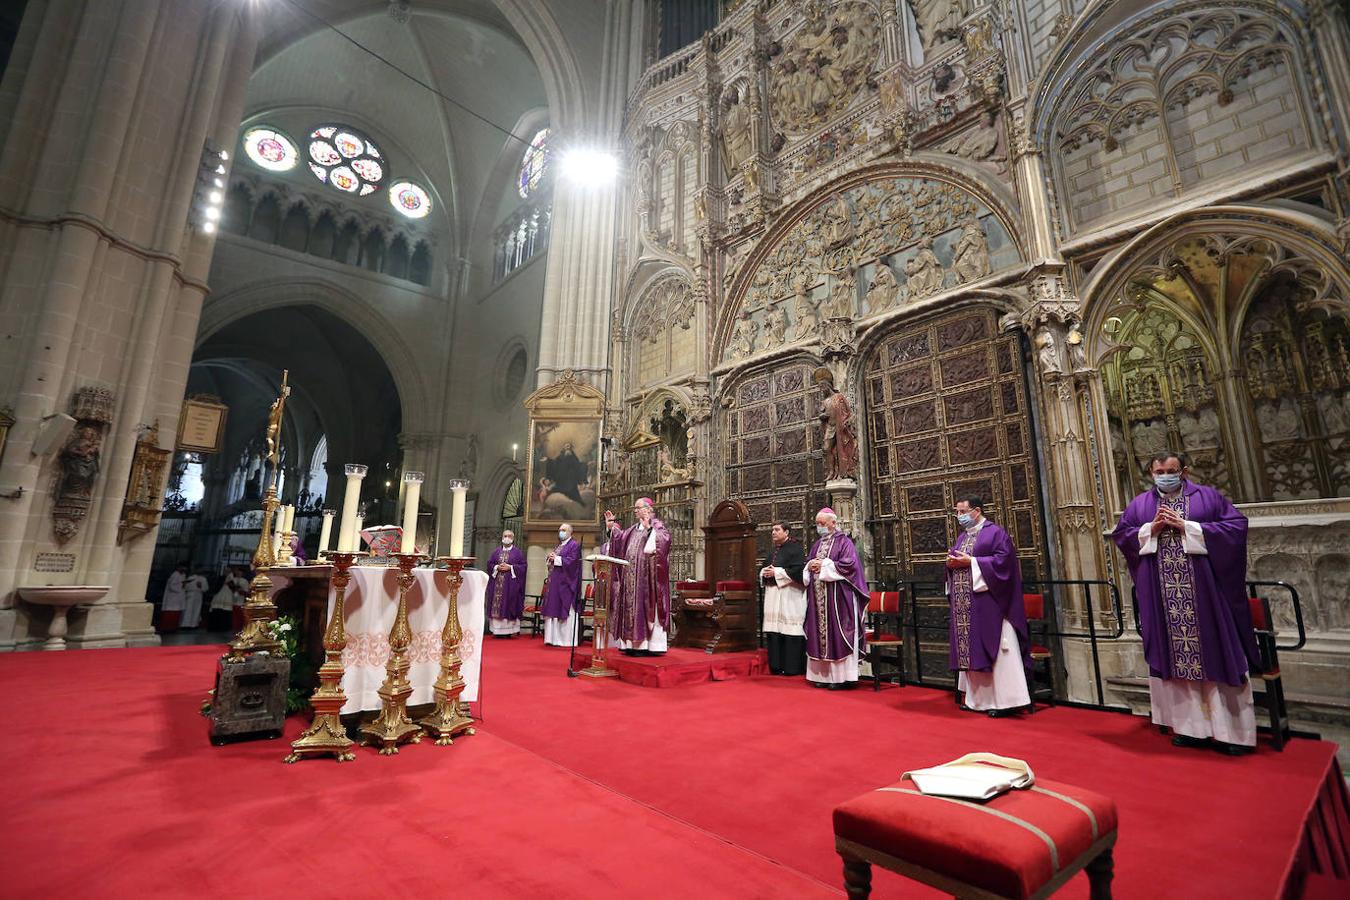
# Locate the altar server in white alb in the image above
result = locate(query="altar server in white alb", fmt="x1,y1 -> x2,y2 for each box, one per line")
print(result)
760,522 -> 808,676
541,522 -> 584,647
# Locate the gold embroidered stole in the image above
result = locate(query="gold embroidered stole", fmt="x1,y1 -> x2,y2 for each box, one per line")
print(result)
951,529 -> 978,669
813,533 -> 835,648
1157,492 -> 1203,680
490,549 -> 509,617
622,524 -> 646,636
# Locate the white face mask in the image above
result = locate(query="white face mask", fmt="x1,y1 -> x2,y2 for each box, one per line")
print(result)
502,537 -> 513,546
816,524 -> 829,536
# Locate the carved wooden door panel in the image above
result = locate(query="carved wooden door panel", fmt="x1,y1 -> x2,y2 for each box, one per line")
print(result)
724,361 -> 826,559
865,307 -> 1047,586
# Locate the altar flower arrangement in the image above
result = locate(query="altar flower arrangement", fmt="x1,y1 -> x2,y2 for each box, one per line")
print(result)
266,615 -> 314,714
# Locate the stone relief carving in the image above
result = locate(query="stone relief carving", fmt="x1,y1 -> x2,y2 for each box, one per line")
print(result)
730,313 -> 759,359
904,238 -> 945,298
52,386 -> 115,544
769,1 -> 881,133
763,304 -> 790,350
950,219 -> 991,282
939,109 -> 1006,173
911,0 -> 965,56
721,175 -> 1018,364
1035,327 -> 1063,376
865,263 -> 901,314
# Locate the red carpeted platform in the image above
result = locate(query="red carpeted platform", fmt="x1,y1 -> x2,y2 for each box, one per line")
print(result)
571,645 -> 767,688
1,638 -> 1344,898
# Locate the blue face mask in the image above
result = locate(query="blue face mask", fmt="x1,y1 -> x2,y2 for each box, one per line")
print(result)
956,513 -> 973,528
816,524 -> 829,537
558,530 -> 568,540
1154,473 -> 1183,492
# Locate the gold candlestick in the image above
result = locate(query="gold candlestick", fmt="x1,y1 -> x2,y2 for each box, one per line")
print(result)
285,551 -> 359,763
418,555 -> 477,745
228,483 -> 282,658
359,551 -> 424,754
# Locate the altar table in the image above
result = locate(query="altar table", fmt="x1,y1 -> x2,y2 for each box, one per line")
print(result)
269,565 -> 487,715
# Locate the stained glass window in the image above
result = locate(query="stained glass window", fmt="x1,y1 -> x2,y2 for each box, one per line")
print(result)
242,127 -> 298,172
308,124 -> 386,194
389,181 -> 432,219
517,128 -> 552,198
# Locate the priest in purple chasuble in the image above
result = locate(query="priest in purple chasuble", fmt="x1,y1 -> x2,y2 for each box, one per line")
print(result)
1112,450 -> 1260,754
604,498 -> 673,656
803,508 -> 870,689
542,522 -> 584,647
486,529 -> 527,637
945,496 -> 1031,715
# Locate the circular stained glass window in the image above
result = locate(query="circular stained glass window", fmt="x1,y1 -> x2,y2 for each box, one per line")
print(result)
389,181 -> 432,219
308,123 -> 385,194
517,127 -> 552,199
242,127 -> 298,172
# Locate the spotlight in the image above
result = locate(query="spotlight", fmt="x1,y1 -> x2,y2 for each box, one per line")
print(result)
190,140 -> 231,234
213,178 -> 225,188
208,190 -> 223,204
204,207 -> 220,220
560,148 -> 618,187
203,221 -> 216,234
218,150 -> 229,161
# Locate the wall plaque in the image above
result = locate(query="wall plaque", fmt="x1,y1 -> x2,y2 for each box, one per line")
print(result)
177,397 -> 228,453
34,552 -> 76,573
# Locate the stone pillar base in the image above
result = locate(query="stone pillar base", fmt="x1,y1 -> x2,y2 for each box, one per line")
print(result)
0,608 -> 16,652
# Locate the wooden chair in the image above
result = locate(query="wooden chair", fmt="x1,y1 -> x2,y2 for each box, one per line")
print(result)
1023,593 -> 1055,712
1248,595 -> 1291,751
523,582 -> 546,638
578,582 -> 596,643
865,589 -> 904,691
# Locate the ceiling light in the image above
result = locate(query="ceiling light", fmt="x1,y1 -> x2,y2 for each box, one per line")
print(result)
560,148 -> 618,187
204,207 -> 220,220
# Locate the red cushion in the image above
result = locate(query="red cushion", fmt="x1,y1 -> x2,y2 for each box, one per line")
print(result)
716,580 -> 753,591
678,580 -> 711,591
1248,596 -> 1269,631
1030,645 -> 1052,659
833,776 -> 1117,900
524,605 -> 542,614
584,584 -> 595,599
1023,593 -> 1044,620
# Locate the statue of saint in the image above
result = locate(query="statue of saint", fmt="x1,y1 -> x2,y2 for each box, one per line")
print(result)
904,238 -> 944,298
793,283 -> 820,340
825,270 -> 856,318
731,313 -> 759,359
815,368 -> 859,481
865,264 -> 901,313
721,92 -> 754,176
764,305 -> 789,350
951,221 -> 991,283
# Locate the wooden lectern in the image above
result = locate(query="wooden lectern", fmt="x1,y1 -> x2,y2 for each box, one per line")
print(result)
582,554 -> 627,678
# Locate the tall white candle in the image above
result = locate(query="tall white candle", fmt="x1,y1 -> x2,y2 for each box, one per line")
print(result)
336,464 -> 367,553
281,505 -> 295,533
401,472 -> 423,554
317,509 -> 335,556
449,479 -> 469,557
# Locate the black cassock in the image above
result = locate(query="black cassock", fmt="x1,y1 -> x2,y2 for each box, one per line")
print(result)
761,539 -> 807,676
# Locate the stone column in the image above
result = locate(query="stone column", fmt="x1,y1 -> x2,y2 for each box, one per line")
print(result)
0,0 -> 262,650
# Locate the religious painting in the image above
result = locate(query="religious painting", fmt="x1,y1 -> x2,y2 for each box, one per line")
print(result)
526,418 -> 601,525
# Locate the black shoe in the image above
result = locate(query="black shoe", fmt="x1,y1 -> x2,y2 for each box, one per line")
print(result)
986,708 -> 1016,718
1213,741 -> 1254,756
620,649 -> 638,657
827,682 -> 858,691
810,681 -> 829,689
1171,734 -> 1209,748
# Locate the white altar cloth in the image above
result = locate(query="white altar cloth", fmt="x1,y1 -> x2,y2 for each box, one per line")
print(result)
322,566 -> 487,714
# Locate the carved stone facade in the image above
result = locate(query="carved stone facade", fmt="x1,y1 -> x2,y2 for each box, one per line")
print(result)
612,0 -> 1350,741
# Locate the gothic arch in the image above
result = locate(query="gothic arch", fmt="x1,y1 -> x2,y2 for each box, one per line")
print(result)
197,278 -> 431,433
715,159 -> 1026,364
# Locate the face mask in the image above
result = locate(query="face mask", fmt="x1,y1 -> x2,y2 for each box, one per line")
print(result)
956,513 -> 973,528
816,524 -> 829,536
502,538 -> 513,546
1154,474 -> 1182,492
558,531 -> 568,541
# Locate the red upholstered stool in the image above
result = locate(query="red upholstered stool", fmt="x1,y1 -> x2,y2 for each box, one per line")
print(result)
833,777 -> 1117,899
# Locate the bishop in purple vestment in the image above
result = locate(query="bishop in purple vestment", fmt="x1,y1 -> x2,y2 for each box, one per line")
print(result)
486,529 -> 527,637
945,497 -> 1031,715
803,508 -> 869,689
1112,451 -> 1259,754
542,522 -> 584,646
604,498 -> 672,656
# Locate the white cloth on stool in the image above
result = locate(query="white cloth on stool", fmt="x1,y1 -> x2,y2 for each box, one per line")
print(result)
543,609 -> 578,646
490,617 -> 521,636
958,619 -> 1031,710
1150,676 -> 1256,746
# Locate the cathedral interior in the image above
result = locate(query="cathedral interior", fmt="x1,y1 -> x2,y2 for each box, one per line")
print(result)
1,0 -> 1349,746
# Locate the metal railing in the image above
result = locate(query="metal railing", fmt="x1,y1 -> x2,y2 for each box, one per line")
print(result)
1128,580 -> 1306,650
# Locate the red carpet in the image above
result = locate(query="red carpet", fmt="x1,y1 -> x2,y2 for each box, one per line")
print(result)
0,638 -> 1342,898
571,646 -> 767,687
